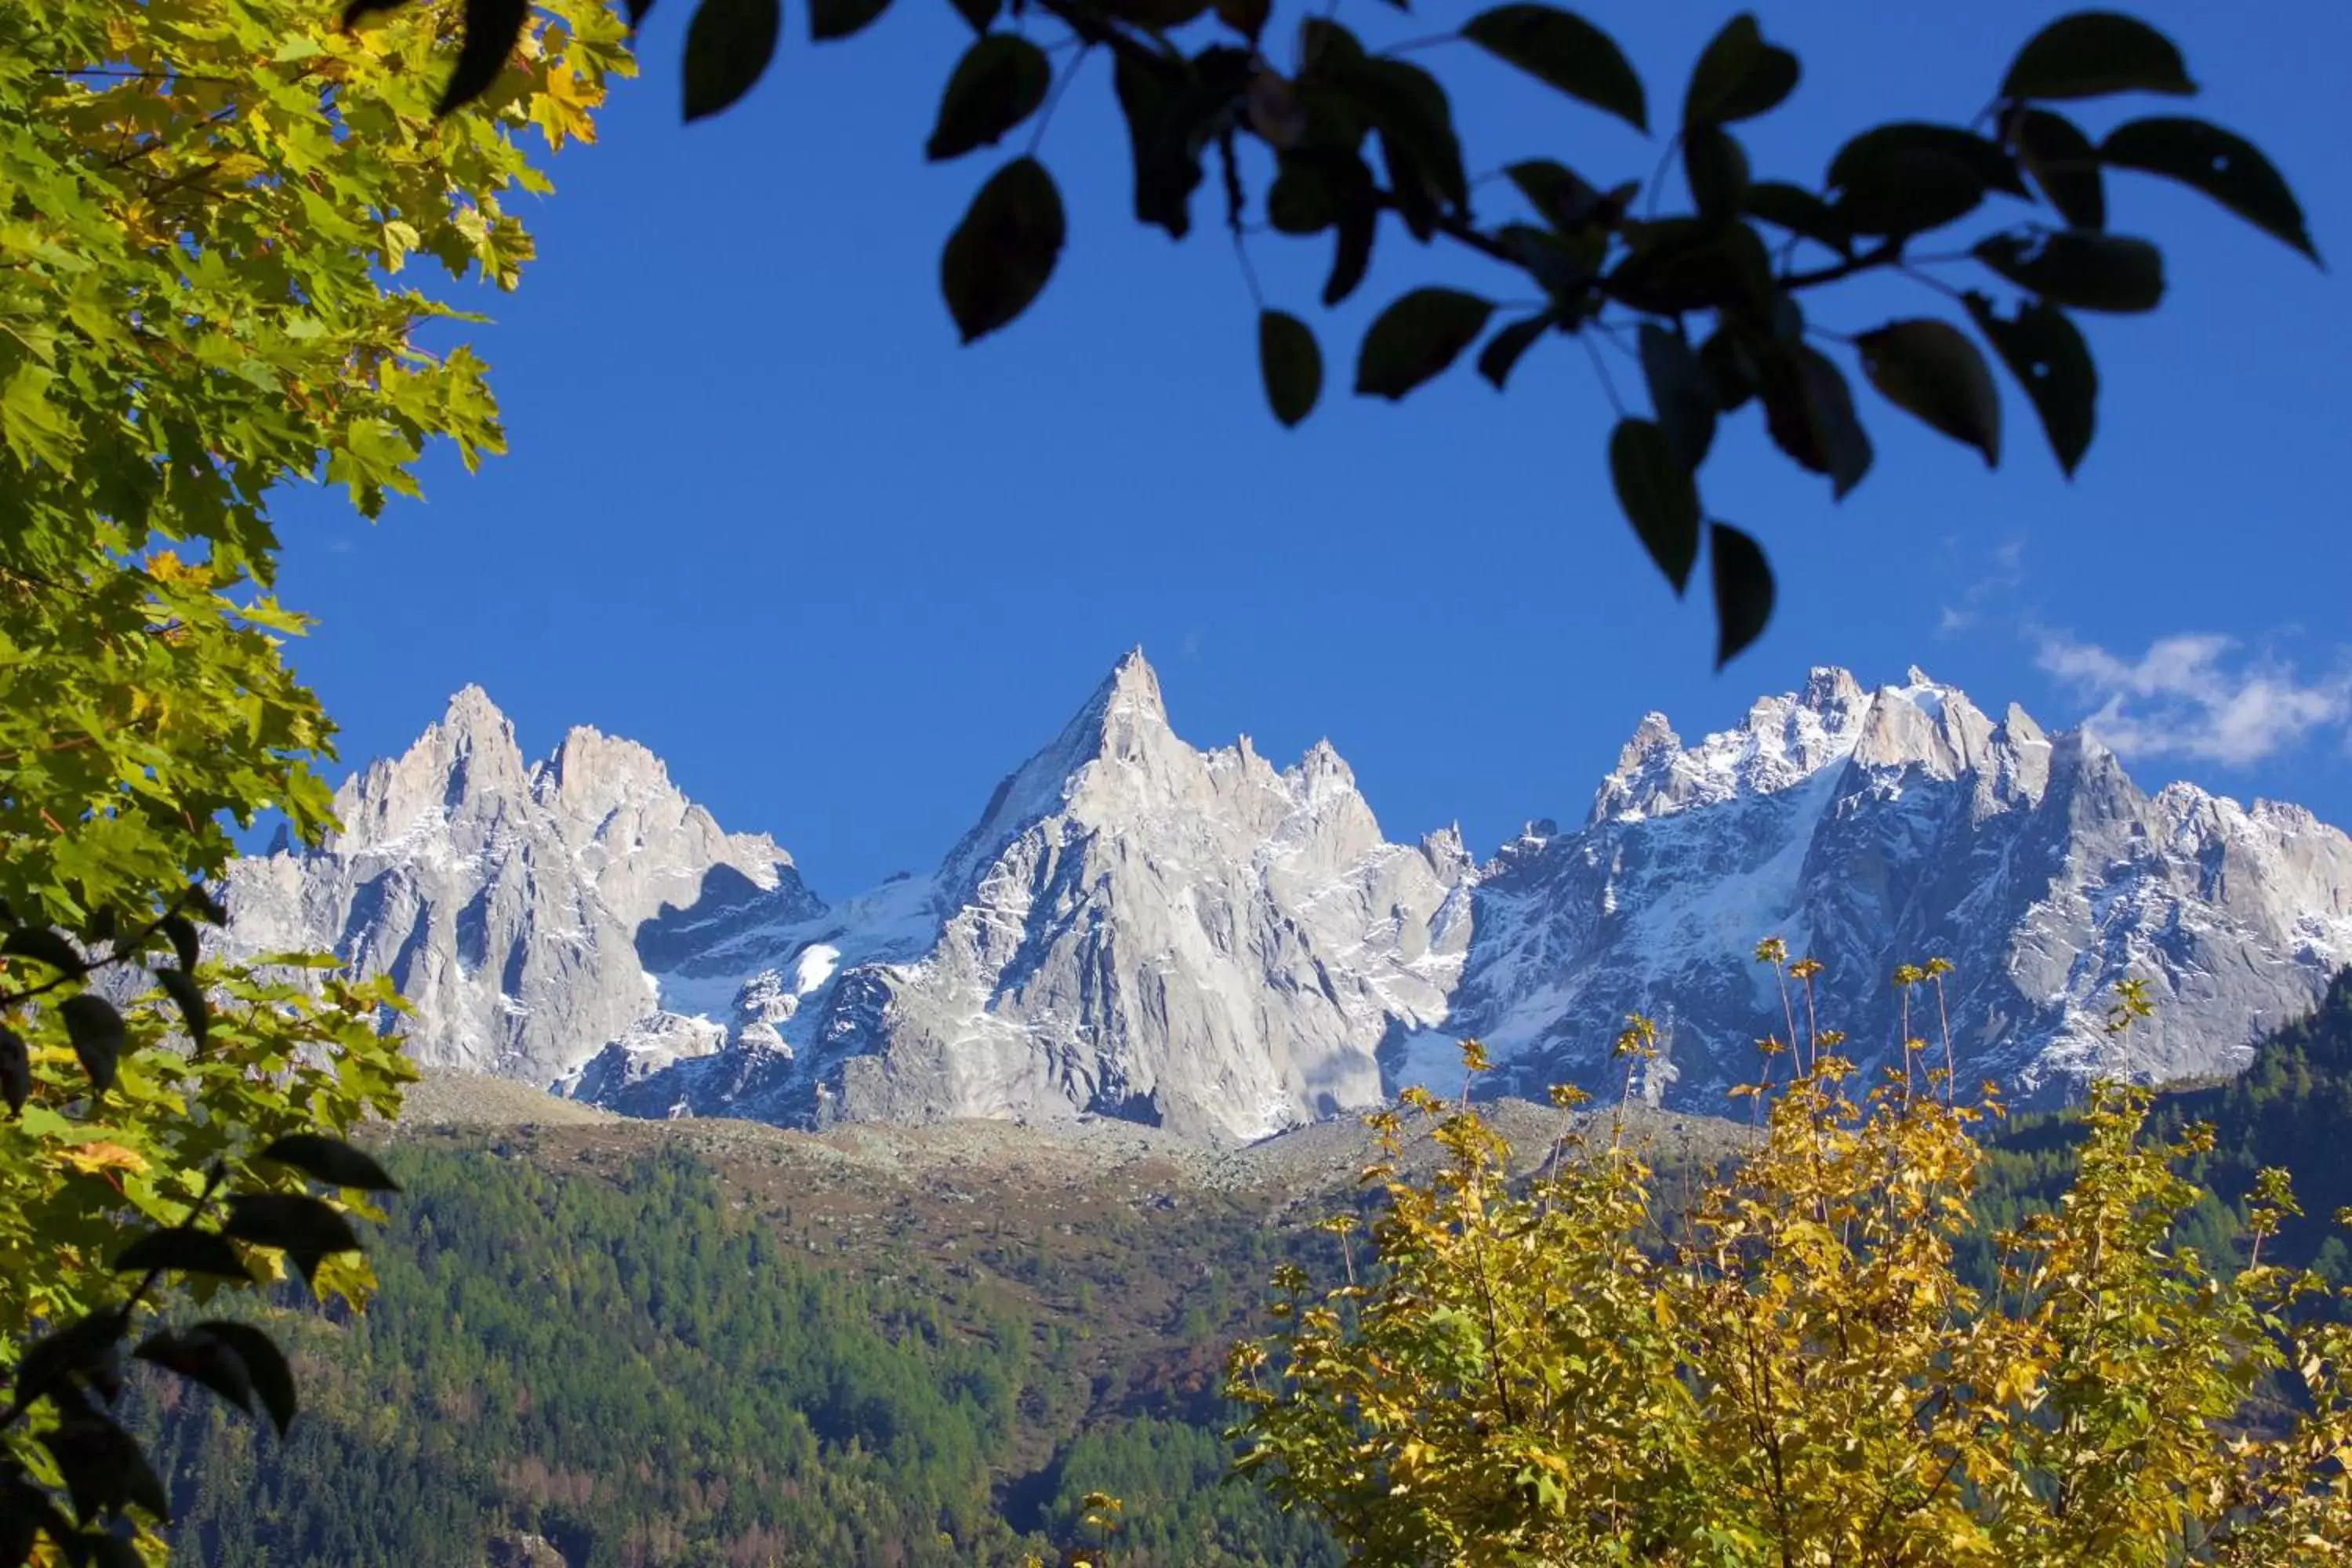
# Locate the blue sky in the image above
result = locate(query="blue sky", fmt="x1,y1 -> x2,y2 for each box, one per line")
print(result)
268,0 -> 2352,897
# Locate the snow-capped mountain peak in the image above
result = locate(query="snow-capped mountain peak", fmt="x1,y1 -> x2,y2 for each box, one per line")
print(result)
233,656 -> 2352,1140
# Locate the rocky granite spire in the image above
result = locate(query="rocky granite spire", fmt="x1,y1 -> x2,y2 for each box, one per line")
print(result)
223,688 -> 822,1085
587,648 -> 1472,1142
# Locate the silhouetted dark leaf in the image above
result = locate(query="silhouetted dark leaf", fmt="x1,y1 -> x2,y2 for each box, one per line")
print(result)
1682,125 -> 1748,223
2003,107 -> 2104,230
1682,13 -> 1797,129
682,0 -> 780,122
1638,324 -> 1716,470
153,967 -> 208,1049
1709,521 -> 1774,667
1297,15 -> 1365,73
1744,182 -> 1847,252
260,1133 -> 401,1192
1965,291 -> 2096,476
809,0 -> 888,40
1759,343 -> 1871,498
434,0 -> 527,116
1827,123 -> 2020,237
158,913 -> 200,975
0,1478 -> 54,1568
2101,117 -> 2318,262
2,927 -> 85,978
1498,223 -> 1601,301
1214,0 -> 1269,41
927,36 -> 1051,162
2002,11 -> 2194,102
185,884 -> 227,927
40,1406 -> 167,1526
192,1322 -> 296,1436
1461,5 -> 1646,132
1355,289 -> 1495,400
85,1530 -> 147,1568
1609,419 -> 1700,594
1112,52 -> 1198,239
1110,49 -> 1250,239
1606,219 -> 1772,317
1351,58 -> 1465,234
1856,318 -> 2001,466
58,995 -> 123,1094
1323,206 -> 1375,307
1258,311 -> 1323,427
225,1194 -> 362,1284
1106,0 -> 1210,26
0,1023 -> 26,1115
1476,313 -> 1552,390
14,1310 -> 123,1410
941,157 -> 1065,343
111,1228 -> 252,1282
339,0 -> 411,27
1268,157 -> 1343,234
1504,159 -> 1610,230
1833,123 -> 2026,198
1698,327 -> 1757,412
135,1327 -> 256,1416
1974,230 -> 2162,312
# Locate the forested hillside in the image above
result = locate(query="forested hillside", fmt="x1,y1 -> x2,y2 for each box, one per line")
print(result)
140,975 -> 2352,1566
144,1123 -> 1345,1567
1972,967 -> 2352,1287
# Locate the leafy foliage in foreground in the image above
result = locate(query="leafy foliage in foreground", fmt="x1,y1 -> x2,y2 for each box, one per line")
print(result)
1229,983 -> 2352,1566
365,1 -> 2313,663
143,1142 -> 1337,1567
0,0 -> 625,1555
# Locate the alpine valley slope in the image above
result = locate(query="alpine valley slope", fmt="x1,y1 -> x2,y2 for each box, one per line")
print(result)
225,652 -> 2352,1140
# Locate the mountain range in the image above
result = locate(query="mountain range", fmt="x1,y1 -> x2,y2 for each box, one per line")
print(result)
224,652 -> 2352,1142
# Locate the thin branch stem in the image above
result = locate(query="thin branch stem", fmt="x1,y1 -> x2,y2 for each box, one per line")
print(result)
0,887 -> 201,1011
1896,263 -> 1969,303
1581,332 -> 1627,417
1026,45 -> 1091,156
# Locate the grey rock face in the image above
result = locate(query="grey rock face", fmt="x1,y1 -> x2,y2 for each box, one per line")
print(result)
232,655 -> 2352,1138
1411,668 -> 2352,1109
606,652 -> 1469,1141
224,688 -> 819,1086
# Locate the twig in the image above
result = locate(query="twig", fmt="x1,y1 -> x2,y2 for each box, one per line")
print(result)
1581,332 -> 1627,417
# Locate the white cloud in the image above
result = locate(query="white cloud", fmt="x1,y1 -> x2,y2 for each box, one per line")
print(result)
1935,537 -> 2027,640
2035,631 -> 2352,766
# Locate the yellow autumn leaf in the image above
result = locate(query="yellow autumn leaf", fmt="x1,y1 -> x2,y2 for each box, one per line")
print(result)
56,1141 -> 149,1175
